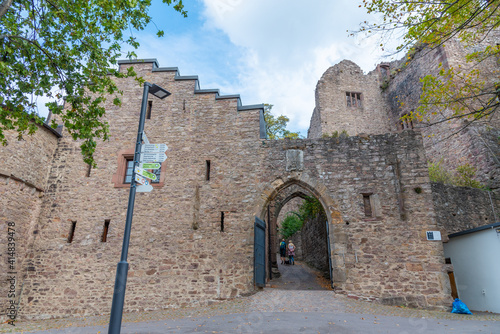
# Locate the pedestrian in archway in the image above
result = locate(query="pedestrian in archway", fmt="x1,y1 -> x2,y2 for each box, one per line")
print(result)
287,240 -> 296,265
279,239 -> 287,264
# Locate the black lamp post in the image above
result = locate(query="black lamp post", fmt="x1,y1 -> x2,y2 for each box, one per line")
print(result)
108,82 -> 170,334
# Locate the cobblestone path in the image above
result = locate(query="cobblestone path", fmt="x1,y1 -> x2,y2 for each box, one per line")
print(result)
1,261 -> 499,333
268,261 -> 330,291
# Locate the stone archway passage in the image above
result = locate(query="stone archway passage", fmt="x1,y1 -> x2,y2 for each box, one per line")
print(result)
257,177 -> 345,290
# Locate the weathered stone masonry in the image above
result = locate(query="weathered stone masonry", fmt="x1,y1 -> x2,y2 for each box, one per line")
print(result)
306,35 -> 500,306
310,35 -> 500,191
0,124 -> 61,320
2,57 -> 487,320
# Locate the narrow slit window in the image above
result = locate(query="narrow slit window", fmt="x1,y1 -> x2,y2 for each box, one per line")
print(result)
68,221 -> 77,243
220,211 -> 224,232
146,100 -> 152,119
206,160 -> 211,181
102,219 -> 110,242
363,194 -> 373,217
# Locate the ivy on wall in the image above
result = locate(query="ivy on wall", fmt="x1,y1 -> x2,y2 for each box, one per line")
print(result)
279,196 -> 326,239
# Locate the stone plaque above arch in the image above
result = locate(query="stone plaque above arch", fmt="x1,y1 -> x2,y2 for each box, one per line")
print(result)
286,149 -> 304,171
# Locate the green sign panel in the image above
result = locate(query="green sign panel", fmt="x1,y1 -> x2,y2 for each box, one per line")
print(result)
135,167 -> 157,181
140,163 -> 160,169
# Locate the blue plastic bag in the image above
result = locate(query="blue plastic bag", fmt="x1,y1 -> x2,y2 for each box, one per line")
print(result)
451,298 -> 472,314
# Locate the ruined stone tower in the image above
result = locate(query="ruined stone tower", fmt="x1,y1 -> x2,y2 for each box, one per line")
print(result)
308,60 -> 391,138
309,35 -> 500,190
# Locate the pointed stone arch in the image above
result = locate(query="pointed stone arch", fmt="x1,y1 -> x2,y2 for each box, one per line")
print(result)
254,173 -> 347,288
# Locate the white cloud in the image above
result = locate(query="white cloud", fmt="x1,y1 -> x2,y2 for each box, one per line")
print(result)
198,0 -> 389,135
129,0 -> 398,136
37,1 -> 399,136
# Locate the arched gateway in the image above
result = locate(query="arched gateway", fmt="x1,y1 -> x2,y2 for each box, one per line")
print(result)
253,133 -> 452,309
255,177 -> 344,288
1,60 -> 453,321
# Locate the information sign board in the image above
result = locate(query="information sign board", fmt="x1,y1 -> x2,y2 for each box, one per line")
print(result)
135,166 -> 157,181
136,184 -> 153,193
139,153 -> 167,163
135,174 -> 150,186
142,143 -> 167,153
140,162 -> 160,170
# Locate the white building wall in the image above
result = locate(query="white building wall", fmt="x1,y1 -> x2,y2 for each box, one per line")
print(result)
443,227 -> 500,313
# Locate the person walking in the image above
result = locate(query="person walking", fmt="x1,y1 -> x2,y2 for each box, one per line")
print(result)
279,239 -> 287,264
287,240 -> 296,265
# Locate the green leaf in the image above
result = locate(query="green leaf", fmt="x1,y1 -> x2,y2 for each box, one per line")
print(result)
0,0 -> 187,165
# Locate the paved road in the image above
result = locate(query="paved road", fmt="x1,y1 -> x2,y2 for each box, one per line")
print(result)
15,310 -> 499,334
269,261 -> 329,290
2,261 -> 499,333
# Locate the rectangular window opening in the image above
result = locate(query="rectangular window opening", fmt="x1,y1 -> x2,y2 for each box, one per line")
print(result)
206,160 -> 211,181
401,114 -> 414,130
220,211 -> 224,232
68,221 -> 77,243
346,92 -> 362,108
124,159 -> 134,184
102,219 -> 110,242
363,194 -> 373,217
146,100 -> 152,119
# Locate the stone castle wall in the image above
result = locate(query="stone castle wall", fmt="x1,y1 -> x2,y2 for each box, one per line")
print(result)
383,38 -> 500,190
0,124 -> 60,321
431,182 -> 500,236
0,59 -> 468,320
18,61 -> 265,319
261,131 -> 451,308
300,213 -> 329,277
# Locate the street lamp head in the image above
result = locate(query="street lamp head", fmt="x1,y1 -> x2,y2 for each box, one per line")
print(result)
149,83 -> 171,99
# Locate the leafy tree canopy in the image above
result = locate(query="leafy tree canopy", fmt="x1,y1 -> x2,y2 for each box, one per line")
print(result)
264,104 -> 300,139
279,196 -> 325,239
357,0 -> 499,131
0,0 -> 186,165
428,160 -> 485,189
298,196 -> 325,221
280,213 -> 302,240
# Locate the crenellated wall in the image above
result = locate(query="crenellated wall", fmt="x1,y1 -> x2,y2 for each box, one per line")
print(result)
3,58 -> 487,321
18,60 -> 265,319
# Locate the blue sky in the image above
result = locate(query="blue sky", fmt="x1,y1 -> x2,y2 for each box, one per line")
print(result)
48,1 -> 395,137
